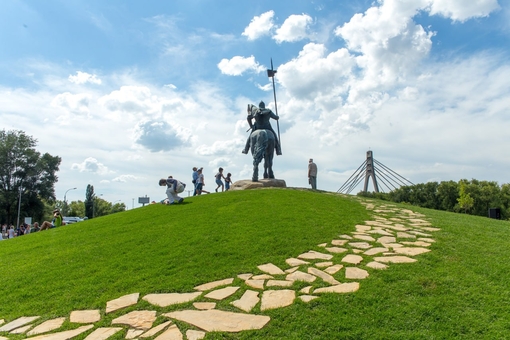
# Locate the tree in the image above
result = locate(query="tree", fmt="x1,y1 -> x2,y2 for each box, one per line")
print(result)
457,180 -> 474,214
68,200 -> 86,217
84,184 -> 95,219
0,130 -> 61,225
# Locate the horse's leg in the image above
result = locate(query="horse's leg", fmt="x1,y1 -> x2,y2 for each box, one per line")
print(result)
268,146 -> 275,178
252,131 -> 267,182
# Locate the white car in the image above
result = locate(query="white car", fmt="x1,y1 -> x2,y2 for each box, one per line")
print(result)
63,217 -> 83,224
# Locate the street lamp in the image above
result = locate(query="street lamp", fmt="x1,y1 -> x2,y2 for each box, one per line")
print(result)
63,187 -> 77,216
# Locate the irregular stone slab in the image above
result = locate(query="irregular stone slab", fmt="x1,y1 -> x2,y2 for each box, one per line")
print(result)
231,290 -> 259,312
315,261 -> 333,268
260,290 -> 296,311
297,250 -> 333,260
366,261 -> 388,270
111,310 -> 157,330
26,325 -> 94,340
408,231 -> 432,237
286,257 -> 309,267
339,234 -> 352,240
393,247 -> 431,256
84,327 -> 123,340
70,310 -> 101,323
352,249 -> 364,254
317,243 -> 327,247
143,292 -> 202,307
300,286 -> 312,294
0,316 -> 40,332
140,321 -> 172,338
418,237 -> 435,243
193,302 -> 216,310
245,279 -> 265,290
363,247 -> 388,256
374,256 -> 417,263
382,243 -> 404,249
348,242 -> 372,249
402,241 -> 431,247
163,310 -> 270,332
0,337 -> 8,340
314,282 -> 360,294
266,280 -> 293,287
308,267 -> 340,285
186,329 -> 206,340
27,317 -> 66,335
194,278 -> 234,292
324,264 -> 343,275
331,239 -> 348,246
353,234 -> 375,242
285,266 -> 299,273
106,293 -> 139,314
0,320 -> 4,325
345,267 -> 369,279
126,329 -> 144,339
355,225 -> 372,232
421,227 -> 441,232
383,225 -> 409,231
230,178 -> 286,190
299,295 -> 319,303
154,324 -> 182,340
366,229 -> 393,236
257,263 -> 285,275
325,247 -> 348,253
341,254 -> 364,265
377,236 -> 396,244
204,286 -> 240,300
237,273 -> 253,281
10,325 -> 32,334
252,274 -> 273,280
397,232 -> 416,239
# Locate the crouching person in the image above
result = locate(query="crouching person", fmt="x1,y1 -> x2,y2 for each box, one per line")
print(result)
159,177 -> 186,204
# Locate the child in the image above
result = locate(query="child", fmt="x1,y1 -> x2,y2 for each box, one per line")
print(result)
225,173 -> 233,191
214,167 -> 226,192
159,177 -> 186,204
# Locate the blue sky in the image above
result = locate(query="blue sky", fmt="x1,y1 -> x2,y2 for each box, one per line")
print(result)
1,0 -> 509,209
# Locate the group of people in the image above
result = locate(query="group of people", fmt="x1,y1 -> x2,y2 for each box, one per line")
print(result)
0,209 -> 64,240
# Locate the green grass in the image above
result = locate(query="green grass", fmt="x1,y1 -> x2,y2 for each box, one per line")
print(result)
1,189 -> 510,339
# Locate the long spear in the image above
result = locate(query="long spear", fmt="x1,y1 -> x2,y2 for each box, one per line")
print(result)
267,58 -> 281,153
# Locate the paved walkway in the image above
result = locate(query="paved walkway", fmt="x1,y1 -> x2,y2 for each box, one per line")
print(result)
0,198 -> 439,340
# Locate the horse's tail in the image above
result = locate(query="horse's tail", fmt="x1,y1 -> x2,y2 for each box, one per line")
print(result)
253,130 -> 268,165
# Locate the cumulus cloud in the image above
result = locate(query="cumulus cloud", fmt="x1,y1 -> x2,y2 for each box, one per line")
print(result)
71,157 -> 112,175
196,139 -> 244,156
217,56 -> 265,76
51,92 -> 91,114
273,14 -> 313,43
112,174 -> 141,182
133,120 -> 188,152
68,71 -> 102,85
242,10 -> 275,40
98,86 -> 153,114
426,0 -> 500,22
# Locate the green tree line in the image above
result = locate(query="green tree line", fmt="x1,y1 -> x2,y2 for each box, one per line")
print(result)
358,179 -> 510,219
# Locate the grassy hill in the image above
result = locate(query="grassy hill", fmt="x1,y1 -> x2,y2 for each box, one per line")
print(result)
1,188 -> 509,339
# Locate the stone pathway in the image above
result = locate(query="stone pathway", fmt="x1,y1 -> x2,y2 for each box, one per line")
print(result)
0,198 -> 439,339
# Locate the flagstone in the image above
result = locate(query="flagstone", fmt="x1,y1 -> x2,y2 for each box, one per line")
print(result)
408,218 -> 428,223
194,278 -> 234,291
393,247 -> 431,256
111,310 -> 157,330
257,263 -> 285,275
237,273 -> 253,281
308,267 -> 340,285
341,254 -> 364,265
363,247 -> 388,256
331,239 -> 348,246
315,261 -> 333,268
286,270 -> 317,283
143,292 -> 202,307
402,241 -> 431,247
366,229 -> 393,236
345,267 -> 369,279
421,227 -> 441,232
355,225 -> 372,232
186,329 -> 206,340
317,243 -> 327,247
299,295 -> 319,303
126,329 -> 144,339
163,310 -> 270,332
252,274 -> 274,280
0,316 -> 40,332
70,310 -> 101,323
154,324 -> 182,340
382,243 -> 404,248
374,256 -> 417,263
193,302 -> 216,310
377,236 -> 396,244
383,225 -> 409,231
353,234 -> 375,242
27,317 -> 66,336
285,257 -> 309,267
418,237 -> 435,243
348,242 -> 372,249
204,286 -> 240,300
26,325 -> 94,340
106,293 -> 139,314
260,290 -> 296,311
408,231 -> 432,237
285,266 -> 299,273
314,282 -> 360,294
140,321 -> 172,338
0,337 -> 7,340
397,232 -> 416,238
300,286 -> 312,294
231,290 -> 260,312
352,249 -> 364,254
266,280 -> 293,287
245,279 -> 265,290
297,250 -> 333,260
84,327 -> 123,340
339,234 -> 352,239
0,320 -> 4,325
366,261 -> 388,270
324,264 -> 343,275
10,325 -> 32,334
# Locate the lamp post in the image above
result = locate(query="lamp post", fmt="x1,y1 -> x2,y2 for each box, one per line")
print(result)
63,187 -> 77,216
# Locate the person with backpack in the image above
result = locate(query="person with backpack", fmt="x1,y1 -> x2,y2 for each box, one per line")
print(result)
159,176 -> 186,204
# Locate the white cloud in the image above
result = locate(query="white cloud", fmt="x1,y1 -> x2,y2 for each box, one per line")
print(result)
112,174 -> 141,183
51,92 -> 91,115
71,157 -> 112,175
242,10 -> 275,40
68,71 -> 102,85
426,0 -> 500,22
98,86 -> 154,114
132,119 -> 189,152
273,14 -> 313,43
196,139 -> 244,156
217,56 -> 265,76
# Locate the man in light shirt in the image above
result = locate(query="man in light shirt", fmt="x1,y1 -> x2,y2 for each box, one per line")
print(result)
308,158 -> 318,190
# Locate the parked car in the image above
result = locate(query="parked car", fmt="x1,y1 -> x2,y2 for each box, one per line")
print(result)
63,217 -> 83,224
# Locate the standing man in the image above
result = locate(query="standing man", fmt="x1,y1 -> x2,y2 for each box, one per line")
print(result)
192,167 -> 199,196
308,158 -> 317,190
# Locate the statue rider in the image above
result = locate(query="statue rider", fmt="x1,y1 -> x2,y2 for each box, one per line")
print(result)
242,101 -> 282,155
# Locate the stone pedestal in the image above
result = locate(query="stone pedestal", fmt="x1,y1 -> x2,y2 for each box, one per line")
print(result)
230,179 -> 286,191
